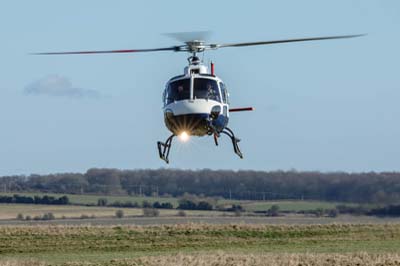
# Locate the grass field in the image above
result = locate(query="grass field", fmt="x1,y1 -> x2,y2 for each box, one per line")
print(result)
0,192 -> 350,212
1,224 -> 400,265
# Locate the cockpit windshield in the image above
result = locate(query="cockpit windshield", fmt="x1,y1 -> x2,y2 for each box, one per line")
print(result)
166,79 -> 190,104
165,77 -> 221,105
193,78 -> 220,102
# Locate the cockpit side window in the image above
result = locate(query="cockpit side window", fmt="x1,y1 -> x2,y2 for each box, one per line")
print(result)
219,82 -> 227,103
166,79 -> 190,104
219,82 -> 229,104
193,78 -> 221,102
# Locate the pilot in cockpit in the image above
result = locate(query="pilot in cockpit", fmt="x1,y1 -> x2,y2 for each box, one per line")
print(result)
207,83 -> 220,101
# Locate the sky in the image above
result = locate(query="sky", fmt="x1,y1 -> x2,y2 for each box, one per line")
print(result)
0,0 -> 399,175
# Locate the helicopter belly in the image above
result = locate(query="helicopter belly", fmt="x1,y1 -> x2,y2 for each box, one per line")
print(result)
165,114 -> 209,136
163,100 -> 228,136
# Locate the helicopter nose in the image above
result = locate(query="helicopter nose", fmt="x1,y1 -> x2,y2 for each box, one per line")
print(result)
166,100 -> 222,116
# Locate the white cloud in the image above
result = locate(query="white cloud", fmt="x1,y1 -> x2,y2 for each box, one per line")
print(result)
25,75 -> 100,98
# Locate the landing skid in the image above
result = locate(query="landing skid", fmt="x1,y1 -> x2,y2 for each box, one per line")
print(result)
157,127 -> 242,164
157,134 -> 175,164
219,127 -> 243,159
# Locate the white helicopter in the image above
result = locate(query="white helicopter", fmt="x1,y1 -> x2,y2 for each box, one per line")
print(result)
35,32 -> 364,163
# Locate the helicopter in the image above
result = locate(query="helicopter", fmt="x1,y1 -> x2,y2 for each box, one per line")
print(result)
34,33 -> 364,163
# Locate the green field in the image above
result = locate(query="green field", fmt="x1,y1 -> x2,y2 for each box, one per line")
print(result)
0,192 -> 350,212
1,224 -> 400,265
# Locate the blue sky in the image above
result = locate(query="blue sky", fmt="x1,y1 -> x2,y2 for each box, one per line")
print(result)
0,0 -> 399,175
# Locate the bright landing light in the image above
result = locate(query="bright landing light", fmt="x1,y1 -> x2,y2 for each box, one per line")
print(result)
178,131 -> 190,142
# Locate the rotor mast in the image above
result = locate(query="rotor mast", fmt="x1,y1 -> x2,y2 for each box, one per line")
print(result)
183,40 -> 207,66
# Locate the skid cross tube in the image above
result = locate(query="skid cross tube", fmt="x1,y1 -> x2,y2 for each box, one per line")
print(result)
157,134 -> 175,164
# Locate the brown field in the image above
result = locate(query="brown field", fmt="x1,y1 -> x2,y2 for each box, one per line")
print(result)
2,253 -> 400,266
0,203 -> 225,220
1,203 -> 400,227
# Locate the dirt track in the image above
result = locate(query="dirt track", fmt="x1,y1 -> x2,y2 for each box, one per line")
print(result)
1,214 -> 400,226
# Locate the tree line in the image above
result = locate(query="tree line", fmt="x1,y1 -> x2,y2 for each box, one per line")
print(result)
1,168 -> 400,204
0,194 -> 69,205
103,199 -> 174,209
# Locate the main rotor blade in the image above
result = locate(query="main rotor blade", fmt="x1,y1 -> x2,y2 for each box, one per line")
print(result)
216,34 -> 366,49
32,46 -> 179,55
